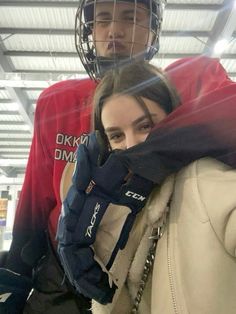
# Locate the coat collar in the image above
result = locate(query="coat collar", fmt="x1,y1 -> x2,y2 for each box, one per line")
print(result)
145,174 -> 175,226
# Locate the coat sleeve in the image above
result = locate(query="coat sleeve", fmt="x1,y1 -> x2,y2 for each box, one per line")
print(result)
118,74 -> 236,184
194,158 -> 236,257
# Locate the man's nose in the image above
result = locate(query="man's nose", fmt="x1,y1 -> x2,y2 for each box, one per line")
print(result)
108,20 -> 125,39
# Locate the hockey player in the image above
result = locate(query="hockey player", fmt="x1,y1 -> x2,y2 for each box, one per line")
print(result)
0,1 -> 167,313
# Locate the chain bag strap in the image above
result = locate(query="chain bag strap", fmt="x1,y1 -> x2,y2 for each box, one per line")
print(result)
131,224 -> 165,314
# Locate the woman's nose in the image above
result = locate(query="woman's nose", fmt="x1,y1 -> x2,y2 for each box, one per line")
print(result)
126,133 -> 143,149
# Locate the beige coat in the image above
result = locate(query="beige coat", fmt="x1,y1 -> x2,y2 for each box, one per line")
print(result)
92,158 -> 236,314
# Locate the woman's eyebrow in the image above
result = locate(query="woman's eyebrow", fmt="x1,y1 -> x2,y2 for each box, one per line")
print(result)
104,126 -> 120,133
132,114 -> 157,126
104,114 -> 157,133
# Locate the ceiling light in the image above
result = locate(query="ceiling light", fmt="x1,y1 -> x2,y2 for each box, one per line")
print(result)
0,73 -> 87,89
0,159 -> 27,167
0,176 -> 24,185
21,125 -> 31,131
0,80 -> 57,89
7,102 -> 19,111
213,39 -> 229,55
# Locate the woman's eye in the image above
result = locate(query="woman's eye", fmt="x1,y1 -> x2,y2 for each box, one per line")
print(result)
109,133 -> 123,142
138,123 -> 152,131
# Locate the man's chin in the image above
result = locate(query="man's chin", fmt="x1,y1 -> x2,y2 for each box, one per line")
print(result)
101,52 -> 130,59
101,51 -> 146,61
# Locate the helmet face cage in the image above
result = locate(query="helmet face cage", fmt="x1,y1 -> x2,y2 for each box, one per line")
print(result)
75,0 -> 166,80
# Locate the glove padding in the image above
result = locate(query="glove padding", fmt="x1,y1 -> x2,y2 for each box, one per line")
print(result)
0,268 -> 32,314
0,251 -> 8,267
57,131 -> 154,304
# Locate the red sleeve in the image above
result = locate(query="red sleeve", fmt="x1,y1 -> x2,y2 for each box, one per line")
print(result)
5,99 -> 56,275
17,100 -> 58,230
119,59 -> 236,183
5,79 -> 96,276
165,56 -> 232,104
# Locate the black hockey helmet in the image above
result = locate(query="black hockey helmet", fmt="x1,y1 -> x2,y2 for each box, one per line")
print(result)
75,0 -> 166,80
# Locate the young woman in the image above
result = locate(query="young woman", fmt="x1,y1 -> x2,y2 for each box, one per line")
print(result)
86,62 -> 236,313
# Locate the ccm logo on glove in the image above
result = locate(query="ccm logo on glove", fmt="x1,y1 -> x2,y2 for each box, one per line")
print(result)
125,191 -> 146,202
85,202 -> 101,238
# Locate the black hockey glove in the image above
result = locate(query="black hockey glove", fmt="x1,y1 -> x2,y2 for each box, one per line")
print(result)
57,131 -> 154,304
0,268 -> 32,314
0,251 -> 8,267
